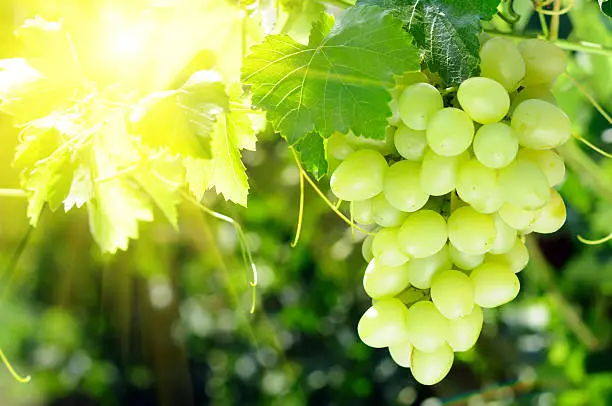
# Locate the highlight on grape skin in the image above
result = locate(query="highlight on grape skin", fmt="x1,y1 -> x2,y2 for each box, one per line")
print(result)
327,38 -> 570,386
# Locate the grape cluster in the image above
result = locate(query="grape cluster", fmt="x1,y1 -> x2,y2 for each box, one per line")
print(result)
327,38 -> 570,385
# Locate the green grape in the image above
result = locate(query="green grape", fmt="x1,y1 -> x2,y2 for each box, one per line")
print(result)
490,214 -> 517,254
371,193 -> 408,227
396,71 -> 429,87
397,210 -> 447,258
405,301 -> 448,353
372,228 -> 409,266
406,245 -> 452,289
398,82 -> 444,130
330,149 -> 387,201
362,234 -> 375,262
447,305 -> 483,352
532,188 -> 566,234
388,94 -> 402,126
351,199 -> 375,225
448,243 -> 484,271
420,150 -> 465,196
486,237 -> 529,273
448,206 -> 497,255
518,38 -> 568,86
388,341 -> 413,368
499,159 -> 550,210
509,85 -> 556,114
363,259 -> 411,299
457,77 -> 510,124
517,148 -> 565,187
345,128 -> 396,156
426,108 -> 475,156
498,203 -> 537,230
430,270 -> 475,319
357,298 -> 409,348
327,132 -> 355,160
479,37 -> 526,91
470,262 -> 520,308
473,123 -> 518,169
511,99 -> 571,149
456,159 -> 503,214
383,161 -> 429,212
394,125 -> 428,161
410,345 -> 454,385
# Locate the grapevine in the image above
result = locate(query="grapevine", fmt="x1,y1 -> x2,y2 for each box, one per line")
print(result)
0,0 -> 610,395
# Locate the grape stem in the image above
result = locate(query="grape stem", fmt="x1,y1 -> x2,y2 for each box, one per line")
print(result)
525,236 -> 600,350
289,147 -> 374,236
485,31 -> 612,57
290,168 -> 305,248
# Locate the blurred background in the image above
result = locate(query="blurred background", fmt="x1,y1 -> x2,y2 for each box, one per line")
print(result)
1,0 -> 612,405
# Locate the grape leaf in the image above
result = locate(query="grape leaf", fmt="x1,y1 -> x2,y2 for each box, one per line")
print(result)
183,89 -> 260,206
358,0 -> 500,84
131,70 -> 230,159
294,132 -> 327,180
242,6 -> 420,145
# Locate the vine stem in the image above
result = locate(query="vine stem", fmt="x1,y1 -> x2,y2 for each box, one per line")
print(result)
179,190 -> 258,314
0,189 -> 26,198
290,169 -> 305,248
549,0 -> 561,40
0,349 -> 30,383
289,147 -> 374,236
485,31 -> 612,57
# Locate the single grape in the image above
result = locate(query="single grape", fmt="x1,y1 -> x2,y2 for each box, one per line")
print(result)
362,234 -> 375,262
426,108 -> 475,156
479,37 -> 526,91
363,258 -> 411,299
371,193 -> 408,228
405,301 -> 448,353
448,243 -> 484,271
490,214 -> 517,254
372,227 -> 409,266
351,198 -> 374,225
357,298 -> 409,348
511,99 -> 571,149
420,150 -> 466,196
327,132 -> 355,160
517,148 -> 565,187
509,85 -> 557,114
499,159 -> 550,210
383,161 -> 429,212
330,149 -> 387,201
345,128 -> 396,156
406,244 -> 452,289
398,82 -> 444,130
486,237 -> 529,273
388,93 -> 402,126
447,305 -> 484,352
457,77 -> 510,124
531,188 -> 566,234
397,210 -> 447,258
388,341 -> 413,368
394,125 -> 428,161
518,38 -> 568,86
410,345 -> 454,386
473,123 -> 519,169
456,159 -> 503,214
431,269 -> 475,319
448,206 -> 497,255
498,203 -> 538,230
470,262 -> 520,308
396,71 -> 429,87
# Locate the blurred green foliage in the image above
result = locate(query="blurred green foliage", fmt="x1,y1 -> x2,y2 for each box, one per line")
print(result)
1,0 -> 612,406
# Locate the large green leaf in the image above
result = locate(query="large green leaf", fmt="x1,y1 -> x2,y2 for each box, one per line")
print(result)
131,70 -> 230,159
600,0 -> 612,18
358,0 -> 500,84
242,6 -> 420,145
294,132 -> 327,180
